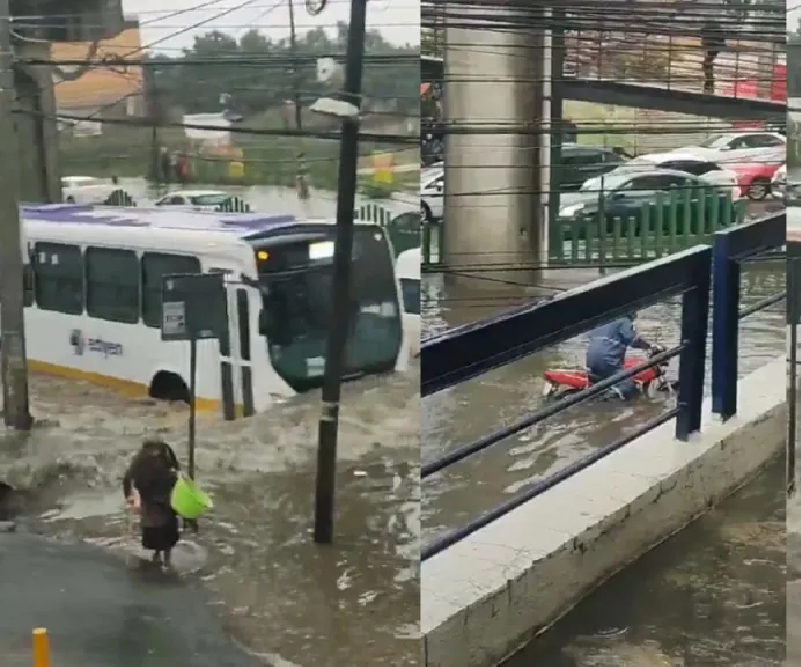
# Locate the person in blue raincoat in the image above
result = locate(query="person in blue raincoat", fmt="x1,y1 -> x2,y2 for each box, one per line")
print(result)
586,313 -> 652,399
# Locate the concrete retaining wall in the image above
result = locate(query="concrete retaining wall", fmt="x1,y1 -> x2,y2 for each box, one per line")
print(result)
422,356 -> 786,667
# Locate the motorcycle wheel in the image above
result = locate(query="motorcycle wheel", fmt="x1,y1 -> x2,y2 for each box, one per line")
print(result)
542,381 -> 556,398
643,382 -> 657,399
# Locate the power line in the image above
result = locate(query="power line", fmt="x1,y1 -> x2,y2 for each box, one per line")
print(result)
16,107 -> 418,144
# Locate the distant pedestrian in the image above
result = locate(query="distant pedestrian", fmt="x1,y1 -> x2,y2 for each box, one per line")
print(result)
176,154 -> 190,184
701,22 -> 725,95
160,148 -> 171,183
123,438 -> 181,568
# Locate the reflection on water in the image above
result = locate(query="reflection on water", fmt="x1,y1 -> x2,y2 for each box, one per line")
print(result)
504,459 -> 785,666
421,263 -> 785,540
0,367 -> 420,667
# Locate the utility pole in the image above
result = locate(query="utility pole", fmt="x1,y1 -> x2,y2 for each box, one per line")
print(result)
0,2 -> 32,430
288,0 -> 309,199
313,0 -> 368,544
145,64 -> 161,184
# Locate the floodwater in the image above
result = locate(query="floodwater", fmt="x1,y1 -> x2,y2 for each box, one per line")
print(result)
505,459 -> 786,666
0,365 -> 420,667
421,259 -> 786,541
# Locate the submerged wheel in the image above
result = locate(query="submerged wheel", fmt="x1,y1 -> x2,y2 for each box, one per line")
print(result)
747,178 -> 770,201
542,381 -> 556,398
643,381 -> 657,399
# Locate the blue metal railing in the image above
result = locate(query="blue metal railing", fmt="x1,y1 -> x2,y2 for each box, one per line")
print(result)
712,212 -> 786,420
421,245 -> 713,560
421,211 -> 784,562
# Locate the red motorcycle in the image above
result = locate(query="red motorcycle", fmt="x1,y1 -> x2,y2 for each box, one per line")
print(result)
542,346 -> 676,401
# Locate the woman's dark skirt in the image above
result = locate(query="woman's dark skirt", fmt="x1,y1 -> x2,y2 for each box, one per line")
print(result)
141,512 -> 179,552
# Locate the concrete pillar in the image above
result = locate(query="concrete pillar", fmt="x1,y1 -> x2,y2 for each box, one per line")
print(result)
443,6 -> 545,280
13,41 -> 60,204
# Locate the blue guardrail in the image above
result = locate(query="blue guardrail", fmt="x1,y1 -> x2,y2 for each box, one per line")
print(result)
421,211 -> 784,561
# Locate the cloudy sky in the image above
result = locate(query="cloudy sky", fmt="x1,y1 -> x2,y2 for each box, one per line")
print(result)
123,0 -> 419,51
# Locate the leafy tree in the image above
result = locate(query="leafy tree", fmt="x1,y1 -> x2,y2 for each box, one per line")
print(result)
152,25 -> 418,119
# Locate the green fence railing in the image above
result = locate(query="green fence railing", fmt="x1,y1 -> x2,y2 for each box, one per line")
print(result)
551,188 -> 746,266
215,196 -> 251,213
103,189 -> 137,206
354,203 -> 419,257
422,187 -> 746,268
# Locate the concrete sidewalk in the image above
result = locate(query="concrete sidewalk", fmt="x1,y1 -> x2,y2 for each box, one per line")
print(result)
0,532 -> 264,667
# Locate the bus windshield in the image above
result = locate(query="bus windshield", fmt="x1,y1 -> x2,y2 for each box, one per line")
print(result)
253,224 -> 403,391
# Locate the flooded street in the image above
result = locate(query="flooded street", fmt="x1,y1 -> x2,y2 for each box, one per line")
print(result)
105,177 -> 416,217
505,459 -> 786,666
421,260 -> 786,541
0,366 -> 419,667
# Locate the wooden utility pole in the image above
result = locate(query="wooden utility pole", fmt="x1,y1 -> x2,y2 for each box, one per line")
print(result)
288,0 -> 309,199
0,0 -> 32,430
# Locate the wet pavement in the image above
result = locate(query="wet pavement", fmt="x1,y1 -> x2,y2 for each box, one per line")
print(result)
421,258 -> 786,542
0,365 -> 419,667
0,531 -> 264,667
504,458 -> 786,666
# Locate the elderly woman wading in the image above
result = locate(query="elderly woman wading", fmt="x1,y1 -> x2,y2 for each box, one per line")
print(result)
123,438 -> 181,567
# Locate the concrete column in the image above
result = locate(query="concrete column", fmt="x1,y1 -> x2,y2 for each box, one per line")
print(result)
443,6 -> 545,280
14,41 -> 60,204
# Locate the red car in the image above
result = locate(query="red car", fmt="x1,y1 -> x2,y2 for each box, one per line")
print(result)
730,161 -> 784,201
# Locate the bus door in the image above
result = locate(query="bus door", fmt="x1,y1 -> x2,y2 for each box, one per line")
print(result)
229,283 -> 256,417
208,268 -> 251,420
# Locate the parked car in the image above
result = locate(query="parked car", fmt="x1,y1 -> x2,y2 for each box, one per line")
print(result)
558,168 -> 740,236
154,190 -> 233,210
420,163 -> 444,224
729,161 -> 784,200
771,163 -> 786,200
61,176 -> 120,204
617,152 -> 740,199
556,144 -> 629,191
674,131 -> 785,166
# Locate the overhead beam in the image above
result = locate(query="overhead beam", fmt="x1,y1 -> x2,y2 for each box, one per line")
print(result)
421,56 -> 786,122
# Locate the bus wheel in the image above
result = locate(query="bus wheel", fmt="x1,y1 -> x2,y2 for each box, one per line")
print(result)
149,371 -> 190,404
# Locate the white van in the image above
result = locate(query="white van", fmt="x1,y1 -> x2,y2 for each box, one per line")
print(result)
396,247 -> 420,357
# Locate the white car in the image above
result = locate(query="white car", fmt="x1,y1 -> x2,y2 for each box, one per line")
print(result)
622,152 -> 742,199
771,163 -> 786,199
420,163 -> 444,223
154,190 -> 234,211
674,131 -> 786,166
61,176 -> 120,204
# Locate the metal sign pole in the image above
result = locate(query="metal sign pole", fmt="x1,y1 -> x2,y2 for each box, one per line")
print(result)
161,271 -> 225,480
188,336 -> 197,480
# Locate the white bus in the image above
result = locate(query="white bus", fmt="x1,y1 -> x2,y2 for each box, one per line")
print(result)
16,204 -> 409,417
395,247 -> 420,357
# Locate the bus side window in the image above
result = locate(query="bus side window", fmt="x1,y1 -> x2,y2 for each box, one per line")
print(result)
236,289 -> 251,361
23,265 -> 34,307
34,242 -> 83,315
86,247 -> 139,324
141,252 -> 201,328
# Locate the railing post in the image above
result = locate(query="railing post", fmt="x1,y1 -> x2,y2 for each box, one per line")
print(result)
711,232 -> 740,419
675,249 -> 711,440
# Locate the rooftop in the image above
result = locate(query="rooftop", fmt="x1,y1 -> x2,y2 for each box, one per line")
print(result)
21,204 -> 298,237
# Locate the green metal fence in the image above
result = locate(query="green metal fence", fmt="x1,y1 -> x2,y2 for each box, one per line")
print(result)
422,187 -> 746,268
354,202 -> 420,257
103,189 -> 136,206
215,196 -> 251,213
551,188 -> 746,266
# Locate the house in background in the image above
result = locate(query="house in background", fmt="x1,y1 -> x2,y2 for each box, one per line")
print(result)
52,18 -> 145,135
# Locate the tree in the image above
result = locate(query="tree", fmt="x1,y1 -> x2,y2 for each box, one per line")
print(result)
153,26 -> 418,119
